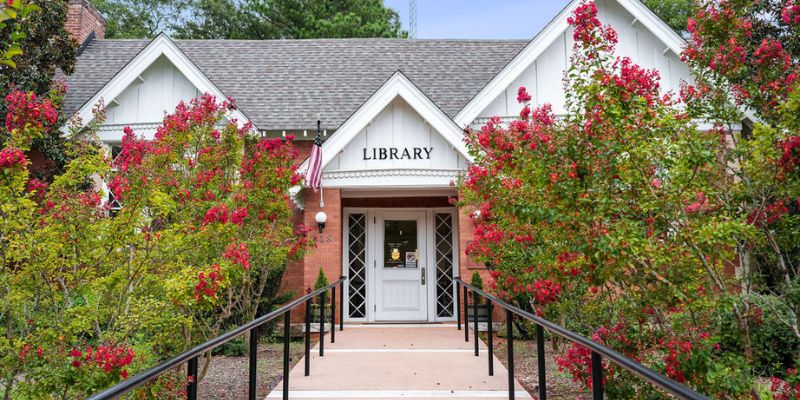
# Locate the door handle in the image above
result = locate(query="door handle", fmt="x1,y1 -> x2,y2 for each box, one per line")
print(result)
421,267 -> 426,285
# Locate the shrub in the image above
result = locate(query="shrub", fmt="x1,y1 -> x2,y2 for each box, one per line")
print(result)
314,268 -> 329,303
0,92 -> 311,397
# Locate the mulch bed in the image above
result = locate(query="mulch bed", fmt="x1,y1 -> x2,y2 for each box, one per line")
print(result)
490,333 -> 587,399
198,339 -> 309,400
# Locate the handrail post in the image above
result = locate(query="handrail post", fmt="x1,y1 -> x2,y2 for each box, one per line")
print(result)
592,351 -> 603,400
187,356 -> 198,400
304,299 -> 311,376
248,326 -> 258,400
536,324 -> 547,400
331,286 -> 336,344
506,309 -> 514,400
339,277 -> 345,331
464,285 -> 469,342
283,311 -> 291,400
456,279 -> 461,330
473,289 -> 479,357
487,300 -> 493,376
319,291 -> 325,357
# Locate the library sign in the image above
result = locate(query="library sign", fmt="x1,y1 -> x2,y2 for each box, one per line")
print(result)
362,147 -> 433,161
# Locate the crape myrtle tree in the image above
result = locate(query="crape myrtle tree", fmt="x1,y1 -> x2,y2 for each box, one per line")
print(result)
458,2 -> 757,397
680,0 -> 800,394
0,0 -> 77,181
0,92 -> 310,398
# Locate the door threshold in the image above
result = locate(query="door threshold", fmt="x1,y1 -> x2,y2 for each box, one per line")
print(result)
368,321 -> 434,324
347,321 -> 455,328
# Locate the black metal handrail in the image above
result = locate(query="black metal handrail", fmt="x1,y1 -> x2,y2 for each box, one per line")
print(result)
88,276 -> 347,400
454,277 -> 709,400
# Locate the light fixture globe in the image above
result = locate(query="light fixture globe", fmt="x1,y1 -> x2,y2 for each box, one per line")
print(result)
315,211 -> 327,233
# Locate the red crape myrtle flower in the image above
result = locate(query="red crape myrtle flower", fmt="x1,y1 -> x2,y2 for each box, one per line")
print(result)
223,242 -> 250,270
0,147 -> 27,169
4,91 -> 58,133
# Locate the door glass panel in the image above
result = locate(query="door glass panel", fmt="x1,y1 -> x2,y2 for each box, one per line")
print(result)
383,220 -> 418,268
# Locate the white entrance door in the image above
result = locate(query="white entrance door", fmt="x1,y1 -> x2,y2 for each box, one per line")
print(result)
373,210 -> 428,321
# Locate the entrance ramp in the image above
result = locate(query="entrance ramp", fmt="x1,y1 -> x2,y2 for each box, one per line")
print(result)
266,324 -> 531,399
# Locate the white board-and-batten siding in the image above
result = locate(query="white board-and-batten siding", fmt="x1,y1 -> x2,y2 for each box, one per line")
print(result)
322,97 -> 467,188
98,55 -> 201,142
475,0 -> 691,123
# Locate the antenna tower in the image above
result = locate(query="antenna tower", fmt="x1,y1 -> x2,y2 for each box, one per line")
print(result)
409,0 -> 417,39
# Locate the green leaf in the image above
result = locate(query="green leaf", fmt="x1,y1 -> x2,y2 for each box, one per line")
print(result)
4,47 -> 23,58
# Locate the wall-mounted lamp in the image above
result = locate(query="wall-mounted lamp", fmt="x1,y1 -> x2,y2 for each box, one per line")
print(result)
471,210 -> 482,220
315,211 -> 328,233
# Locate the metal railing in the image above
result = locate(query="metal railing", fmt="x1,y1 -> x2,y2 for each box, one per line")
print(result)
88,276 -> 347,400
454,277 -> 709,400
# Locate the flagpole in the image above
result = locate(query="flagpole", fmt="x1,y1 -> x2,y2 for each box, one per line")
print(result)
317,118 -> 324,209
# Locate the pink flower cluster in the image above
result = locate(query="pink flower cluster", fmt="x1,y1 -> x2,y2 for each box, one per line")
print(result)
4,91 -> 58,132
69,344 -> 135,378
783,1 -> 800,25
754,38 -> 791,71
0,147 -> 26,169
516,87 -> 532,103
195,264 -> 222,301
685,192 -> 709,214
615,57 -> 660,101
231,207 -> 248,225
223,242 -> 250,270
288,224 -> 313,257
771,369 -> 800,400
566,1 -> 617,50
203,203 -> 229,225
156,94 -> 226,140
748,200 -> 793,227
530,279 -> 562,305
660,338 -> 694,383
779,136 -> 800,173
114,127 -> 153,172
567,2 -> 601,44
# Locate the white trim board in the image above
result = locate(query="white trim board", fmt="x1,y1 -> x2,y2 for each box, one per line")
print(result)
66,34 -> 251,134
453,0 -> 687,128
344,324 -> 458,329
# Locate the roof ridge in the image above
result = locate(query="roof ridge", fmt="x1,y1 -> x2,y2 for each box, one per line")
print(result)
94,37 -> 530,43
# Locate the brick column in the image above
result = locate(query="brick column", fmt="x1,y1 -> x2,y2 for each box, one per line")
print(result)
457,206 -> 504,322
303,188 -> 343,322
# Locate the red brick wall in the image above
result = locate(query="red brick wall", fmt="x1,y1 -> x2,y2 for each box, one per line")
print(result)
456,206 -> 504,321
66,0 -> 105,46
294,140 -> 315,162
281,196 -> 504,323
280,188 -> 343,322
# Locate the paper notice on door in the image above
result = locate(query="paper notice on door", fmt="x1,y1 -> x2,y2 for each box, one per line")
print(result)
405,251 -> 417,268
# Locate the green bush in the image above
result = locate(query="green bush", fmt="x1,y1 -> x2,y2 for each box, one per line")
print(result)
471,271 -> 484,304
716,295 -> 799,377
314,268 -> 329,303
212,339 -> 247,357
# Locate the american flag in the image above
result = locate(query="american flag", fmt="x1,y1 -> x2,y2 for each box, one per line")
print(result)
305,123 -> 323,191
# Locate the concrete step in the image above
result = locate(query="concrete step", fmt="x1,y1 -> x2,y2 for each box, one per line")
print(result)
267,325 -> 531,400
266,389 -> 531,399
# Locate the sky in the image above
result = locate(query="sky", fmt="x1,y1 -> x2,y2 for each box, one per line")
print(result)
383,0 -> 573,39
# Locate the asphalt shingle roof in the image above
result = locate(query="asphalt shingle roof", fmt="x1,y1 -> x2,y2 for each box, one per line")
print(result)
63,38 -> 528,130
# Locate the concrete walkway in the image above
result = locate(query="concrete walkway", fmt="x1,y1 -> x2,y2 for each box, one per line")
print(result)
267,324 -> 531,399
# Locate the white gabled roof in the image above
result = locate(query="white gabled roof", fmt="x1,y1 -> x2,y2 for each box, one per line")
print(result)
67,34 -> 251,133
299,71 -> 471,177
453,0 -> 687,128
